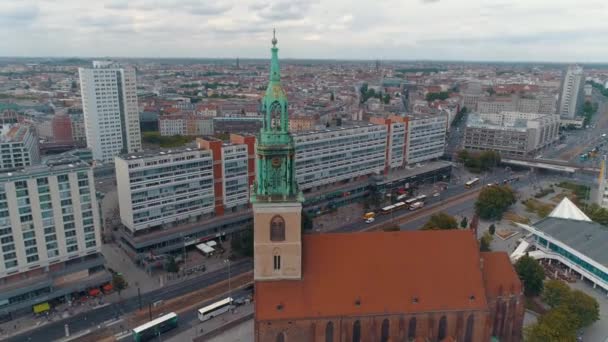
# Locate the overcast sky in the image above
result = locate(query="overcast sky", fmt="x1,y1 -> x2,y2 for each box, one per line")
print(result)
1,0 -> 607,62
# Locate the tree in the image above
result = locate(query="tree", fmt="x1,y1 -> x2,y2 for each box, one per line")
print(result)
564,289 -> 600,329
542,280 -> 570,308
475,185 -> 516,220
479,232 -> 492,252
457,149 -> 470,164
382,93 -> 390,104
525,307 -> 578,342
460,216 -> 468,229
487,87 -> 496,96
425,91 -> 449,102
165,256 -> 179,273
515,255 -> 545,297
488,224 -> 496,235
421,212 -> 458,230
112,274 -> 128,295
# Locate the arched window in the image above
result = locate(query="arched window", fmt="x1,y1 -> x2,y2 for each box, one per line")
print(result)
438,316 -> 447,341
326,321 -> 334,342
381,319 -> 390,342
353,320 -> 361,342
276,332 -> 285,342
408,317 -> 416,340
270,216 -> 285,241
464,314 -> 474,342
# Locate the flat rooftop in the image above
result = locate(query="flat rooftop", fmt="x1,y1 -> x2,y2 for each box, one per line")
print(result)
533,216 -> 608,267
118,144 -> 201,161
0,161 -> 90,182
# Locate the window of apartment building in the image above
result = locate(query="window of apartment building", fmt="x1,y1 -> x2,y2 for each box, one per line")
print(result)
27,255 -> 39,263
67,245 -> 78,253
5,260 -> 17,269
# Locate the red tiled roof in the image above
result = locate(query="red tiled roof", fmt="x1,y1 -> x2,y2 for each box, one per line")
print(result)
256,230 -> 489,321
480,252 -> 522,297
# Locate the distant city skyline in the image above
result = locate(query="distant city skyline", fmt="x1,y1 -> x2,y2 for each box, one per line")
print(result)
1,0 -> 607,62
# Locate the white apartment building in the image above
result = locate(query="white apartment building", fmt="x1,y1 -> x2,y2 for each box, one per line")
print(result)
79,61 -> 142,162
406,114 -> 447,164
115,148 -> 215,233
292,123 -> 387,190
558,65 -> 585,119
0,162 -> 107,316
0,123 -> 39,171
159,115 -> 186,136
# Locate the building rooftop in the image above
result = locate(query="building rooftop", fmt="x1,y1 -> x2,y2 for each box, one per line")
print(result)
117,144 -> 201,161
0,161 -> 90,182
292,121 -> 379,137
533,216 -> 608,267
0,123 -> 30,143
480,252 -> 522,297
548,197 -> 591,221
256,230 -> 492,321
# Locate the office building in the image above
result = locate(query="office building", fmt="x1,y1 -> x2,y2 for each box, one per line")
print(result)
292,123 -> 387,190
558,65 -> 585,119
477,95 -> 556,115
464,112 -> 560,156
51,115 -> 73,144
79,61 -> 142,162
405,114 -> 447,164
370,116 -> 407,172
69,114 -> 86,145
0,161 -> 108,318
288,116 -> 316,132
159,114 -> 186,136
115,135 -> 255,234
0,123 -> 40,171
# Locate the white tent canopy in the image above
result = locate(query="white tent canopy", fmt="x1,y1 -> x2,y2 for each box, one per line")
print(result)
548,197 -> 591,222
196,243 -> 215,255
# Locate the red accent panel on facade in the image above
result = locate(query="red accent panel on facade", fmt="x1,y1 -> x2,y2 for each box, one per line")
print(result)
197,138 -> 224,216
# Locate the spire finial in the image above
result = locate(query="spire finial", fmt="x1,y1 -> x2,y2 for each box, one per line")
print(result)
272,28 -> 277,47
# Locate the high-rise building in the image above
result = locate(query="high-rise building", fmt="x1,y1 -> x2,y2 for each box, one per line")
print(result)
0,161 -> 107,317
558,65 -> 585,119
79,61 -> 142,162
0,123 -> 39,171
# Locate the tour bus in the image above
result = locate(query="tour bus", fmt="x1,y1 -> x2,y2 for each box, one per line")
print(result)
465,178 -> 480,188
198,297 -> 234,322
132,312 -> 178,342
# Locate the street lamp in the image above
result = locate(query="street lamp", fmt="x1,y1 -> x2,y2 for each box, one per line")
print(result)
224,259 -> 231,300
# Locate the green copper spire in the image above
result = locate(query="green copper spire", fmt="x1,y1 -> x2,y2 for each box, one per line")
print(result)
252,31 -> 301,202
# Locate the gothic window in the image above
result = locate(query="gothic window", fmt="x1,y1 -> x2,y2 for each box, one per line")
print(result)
270,216 -> 285,241
276,332 -> 285,342
325,322 -> 334,342
381,319 -> 390,342
270,101 -> 281,130
464,314 -> 474,342
408,317 -> 416,340
353,320 -> 361,342
438,316 -> 447,341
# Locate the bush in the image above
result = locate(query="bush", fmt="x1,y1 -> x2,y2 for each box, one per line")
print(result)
488,224 -> 496,235
515,256 -> 544,297
421,212 -> 458,230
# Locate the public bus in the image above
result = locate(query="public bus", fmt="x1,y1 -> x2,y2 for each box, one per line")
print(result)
380,205 -> 396,215
132,312 -> 178,342
396,194 -> 409,202
414,195 -> 427,203
198,297 -> 234,322
393,202 -> 407,211
404,197 -> 418,206
465,178 -> 480,188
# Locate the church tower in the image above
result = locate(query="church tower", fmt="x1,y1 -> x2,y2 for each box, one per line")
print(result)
252,31 -> 303,281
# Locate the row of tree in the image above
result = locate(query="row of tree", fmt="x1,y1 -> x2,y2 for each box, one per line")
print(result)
359,84 -> 390,104
425,91 -> 450,102
457,150 -> 501,173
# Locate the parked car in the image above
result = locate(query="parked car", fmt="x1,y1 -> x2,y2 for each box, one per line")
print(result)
365,218 -> 375,224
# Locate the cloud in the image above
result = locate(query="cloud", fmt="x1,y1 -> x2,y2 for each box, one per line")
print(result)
105,0 -> 231,16
255,0 -> 316,21
421,0 -> 440,3
0,3 -> 40,23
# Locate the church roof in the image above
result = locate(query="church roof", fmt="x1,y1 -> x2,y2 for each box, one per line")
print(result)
255,230 -> 512,321
548,197 -> 591,222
